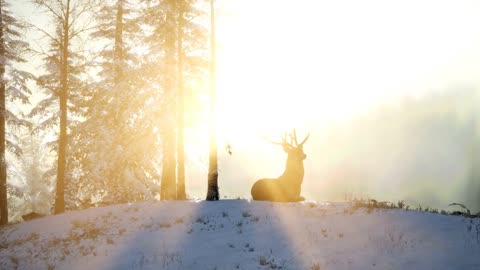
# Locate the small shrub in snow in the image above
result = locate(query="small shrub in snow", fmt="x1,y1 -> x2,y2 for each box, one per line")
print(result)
307,202 -> 316,208
251,216 -> 260,222
175,217 -> 184,224
71,220 -> 102,240
258,255 -> 282,269
159,223 -> 172,228
196,216 -> 208,224
9,256 -> 18,268
259,256 -> 269,266
311,263 -> 321,270
448,203 -> 480,217
22,212 -> 46,221
242,211 -> 251,218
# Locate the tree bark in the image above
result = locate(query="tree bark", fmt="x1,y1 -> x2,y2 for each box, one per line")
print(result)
102,0 -> 125,201
206,0 -> 219,201
160,0 -> 177,200
54,0 -> 71,214
0,0 -> 8,225
114,0 -> 124,85
176,0 -> 186,200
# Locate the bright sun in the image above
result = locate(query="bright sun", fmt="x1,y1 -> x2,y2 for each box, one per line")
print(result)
213,0 -> 480,149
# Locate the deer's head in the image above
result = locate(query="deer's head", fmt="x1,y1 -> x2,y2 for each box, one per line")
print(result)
264,129 -> 309,161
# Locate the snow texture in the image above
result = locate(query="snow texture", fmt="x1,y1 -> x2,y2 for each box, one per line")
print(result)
1,200 -> 479,270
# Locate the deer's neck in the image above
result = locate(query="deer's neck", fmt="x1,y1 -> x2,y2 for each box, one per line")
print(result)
281,156 -> 304,183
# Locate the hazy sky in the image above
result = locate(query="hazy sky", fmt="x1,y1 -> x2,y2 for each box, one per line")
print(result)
10,0 -> 480,206
11,0 -> 480,135
214,0 -> 480,138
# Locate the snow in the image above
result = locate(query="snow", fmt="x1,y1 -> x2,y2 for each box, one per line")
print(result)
1,200 -> 479,270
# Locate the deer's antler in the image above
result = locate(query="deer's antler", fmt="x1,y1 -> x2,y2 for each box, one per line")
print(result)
292,129 -> 310,146
298,133 -> 310,146
262,129 -> 309,148
261,132 -> 288,146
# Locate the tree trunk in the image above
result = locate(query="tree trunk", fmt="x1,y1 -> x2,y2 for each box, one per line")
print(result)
206,0 -> 219,201
0,1 -> 8,225
114,0 -> 124,85
109,0 -> 124,194
55,0 -> 71,214
176,0 -> 186,200
160,0 -> 177,200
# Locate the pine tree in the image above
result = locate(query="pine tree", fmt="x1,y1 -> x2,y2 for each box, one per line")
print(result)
0,0 -> 34,225
143,0 -> 208,200
206,0 -> 219,200
31,0 -> 96,214
11,126 -> 53,220
69,0 -> 160,205
176,0 -> 186,200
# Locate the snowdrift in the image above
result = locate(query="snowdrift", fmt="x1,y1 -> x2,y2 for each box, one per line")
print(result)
1,200 -> 479,270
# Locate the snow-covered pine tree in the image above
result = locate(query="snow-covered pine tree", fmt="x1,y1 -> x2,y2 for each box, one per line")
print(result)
0,0 -> 34,225
69,0 -> 161,205
143,0 -> 208,200
30,0 -> 96,214
178,0 -> 210,200
10,126 -> 53,221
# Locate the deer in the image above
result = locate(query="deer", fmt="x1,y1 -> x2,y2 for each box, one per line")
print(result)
251,129 -> 309,202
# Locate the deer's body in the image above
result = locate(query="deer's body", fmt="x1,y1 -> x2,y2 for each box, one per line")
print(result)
251,130 -> 309,202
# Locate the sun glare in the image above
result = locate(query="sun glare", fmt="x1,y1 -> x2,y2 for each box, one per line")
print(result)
213,0 -> 480,150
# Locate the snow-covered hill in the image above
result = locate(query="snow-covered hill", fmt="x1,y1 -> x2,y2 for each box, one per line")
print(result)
1,200 -> 479,270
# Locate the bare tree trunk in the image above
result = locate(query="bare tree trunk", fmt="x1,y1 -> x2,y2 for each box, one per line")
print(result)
0,0 -> 8,225
176,0 -> 186,200
467,117 -> 480,213
206,0 -> 219,201
160,0 -> 177,200
114,0 -> 124,85
55,0 -> 71,214
110,0 -> 124,193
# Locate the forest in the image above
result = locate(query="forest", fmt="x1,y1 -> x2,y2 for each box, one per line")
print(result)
1,0 -> 480,227
0,0 -> 213,225
1,1 -> 480,269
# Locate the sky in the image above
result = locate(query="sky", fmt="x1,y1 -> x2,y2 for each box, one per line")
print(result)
10,0 -> 480,208
12,0 -> 480,121
210,0 -> 480,208
12,0 -> 480,131
214,0 -> 480,134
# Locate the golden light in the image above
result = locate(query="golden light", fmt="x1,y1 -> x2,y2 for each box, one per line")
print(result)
213,0 -> 480,151
209,1 -> 480,265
